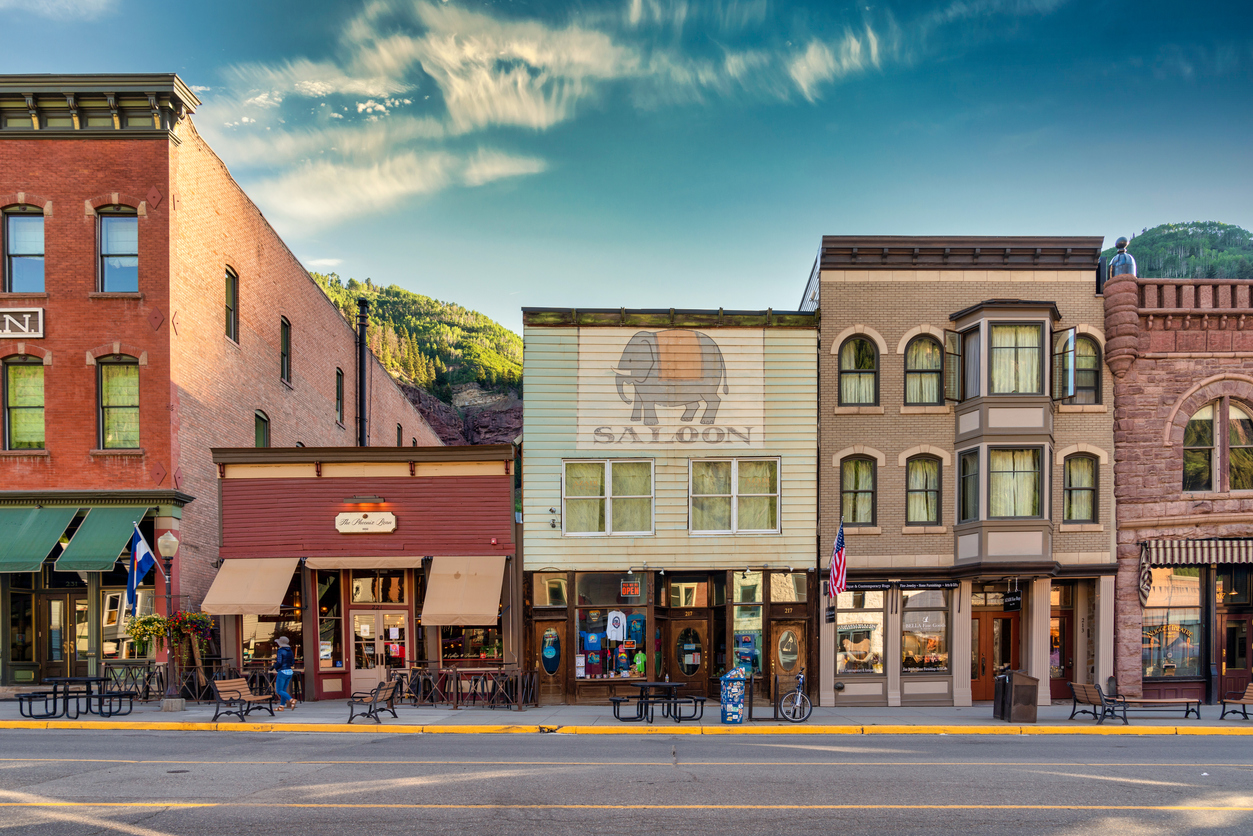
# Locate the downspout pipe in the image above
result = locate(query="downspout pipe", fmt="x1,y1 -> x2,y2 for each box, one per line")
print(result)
357,298 -> 369,446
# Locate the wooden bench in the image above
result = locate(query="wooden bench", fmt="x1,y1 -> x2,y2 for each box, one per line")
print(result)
211,677 -> 276,723
348,680 -> 400,724
1120,696 -> 1201,718
1068,682 -> 1127,725
1221,684 -> 1253,720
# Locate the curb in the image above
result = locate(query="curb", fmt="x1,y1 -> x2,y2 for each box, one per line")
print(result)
1,720 -> 1250,736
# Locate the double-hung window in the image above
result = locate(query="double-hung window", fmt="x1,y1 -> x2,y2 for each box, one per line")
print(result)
838,338 -> 878,405
1183,400 -> 1253,492
3,210 -> 44,293
563,460 -> 653,535
690,458 -> 780,533
3,360 -> 44,450
225,269 -> 239,341
99,359 -> 139,448
905,456 -> 940,525
959,449 -> 979,522
1063,455 -> 1098,522
988,448 -> 1042,519
280,317 -> 292,384
98,208 -> 138,292
335,368 -> 345,424
989,323 -> 1042,395
840,457 -> 876,526
255,410 -> 270,448
904,337 -> 943,405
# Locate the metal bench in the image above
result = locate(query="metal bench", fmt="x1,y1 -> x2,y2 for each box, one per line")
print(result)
1068,682 -> 1127,725
1221,684 -> 1253,720
210,677 -> 276,723
15,692 -> 57,719
92,690 -> 137,718
348,680 -> 400,724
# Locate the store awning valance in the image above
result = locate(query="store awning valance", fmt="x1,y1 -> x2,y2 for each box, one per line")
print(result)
56,506 -> 150,571
201,557 -> 300,615
304,556 -> 425,570
1143,539 -> 1253,566
1138,538 -> 1253,606
420,556 -> 506,626
0,507 -> 77,572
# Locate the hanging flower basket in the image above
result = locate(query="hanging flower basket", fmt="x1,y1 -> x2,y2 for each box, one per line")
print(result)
168,611 -> 215,688
126,614 -> 168,651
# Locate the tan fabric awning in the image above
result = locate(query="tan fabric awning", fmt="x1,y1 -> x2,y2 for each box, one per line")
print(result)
420,556 -> 506,626
201,557 -> 300,615
304,556 -> 425,570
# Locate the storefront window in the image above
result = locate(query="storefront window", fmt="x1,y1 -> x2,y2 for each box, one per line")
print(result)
441,625 -> 503,662
1142,567 -> 1202,677
836,590 -> 885,674
9,592 -> 31,663
576,572 -> 644,607
534,573 -> 568,607
733,571 -> 761,603
901,590 -> 950,674
669,575 -> 710,608
243,574 -> 302,666
732,605 -> 762,674
770,572 -> 808,603
350,570 -> 405,604
1218,566 -> 1250,605
574,606 -> 645,679
317,570 -> 343,670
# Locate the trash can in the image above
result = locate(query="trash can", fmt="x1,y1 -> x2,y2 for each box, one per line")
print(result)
992,670 -> 1039,723
720,668 -> 747,724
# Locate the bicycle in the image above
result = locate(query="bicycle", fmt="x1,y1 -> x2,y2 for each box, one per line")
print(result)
778,667 -> 812,722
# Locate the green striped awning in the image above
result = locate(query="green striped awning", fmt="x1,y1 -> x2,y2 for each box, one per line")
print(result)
0,507 -> 77,572
56,506 -> 150,571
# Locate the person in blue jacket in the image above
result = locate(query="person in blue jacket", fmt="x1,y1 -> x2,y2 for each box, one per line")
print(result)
274,636 -> 297,711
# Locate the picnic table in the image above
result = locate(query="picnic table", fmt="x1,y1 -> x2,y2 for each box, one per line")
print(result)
611,681 -> 706,723
18,676 -> 134,720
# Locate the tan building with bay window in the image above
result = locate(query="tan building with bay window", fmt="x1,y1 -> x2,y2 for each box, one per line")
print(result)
801,236 -> 1118,707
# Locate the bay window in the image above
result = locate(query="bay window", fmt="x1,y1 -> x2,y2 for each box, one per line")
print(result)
988,448 -> 1042,519
990,323 -> 1042,395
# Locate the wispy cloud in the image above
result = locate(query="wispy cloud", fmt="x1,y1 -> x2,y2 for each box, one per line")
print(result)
305,258 -> 344,269
0,0 -> 114,19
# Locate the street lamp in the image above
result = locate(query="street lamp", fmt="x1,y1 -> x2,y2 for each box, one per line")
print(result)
156,531 -> 182,709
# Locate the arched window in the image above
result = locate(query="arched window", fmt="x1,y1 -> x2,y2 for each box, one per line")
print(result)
905,456 -> 940,525
841,456 -> 876,525
904,337 -> 943,405
254,410 -> 270,448
1074,336 -> 1101,404
99,356 -> 139,449
1063,455 -> 1098,523
839,338 -> 878,406
1183,400 -> 1253,492
98,206 -> 138,292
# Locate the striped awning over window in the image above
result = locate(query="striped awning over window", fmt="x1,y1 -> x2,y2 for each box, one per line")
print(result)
1143,539 -> 1253,566
1138,538 -> 1253,606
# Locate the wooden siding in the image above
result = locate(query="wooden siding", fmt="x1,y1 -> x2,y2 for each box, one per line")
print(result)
219,476 -> 514,558
523,326 -> 817,571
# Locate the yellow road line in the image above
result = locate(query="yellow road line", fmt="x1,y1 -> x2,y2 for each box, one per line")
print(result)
0,758 -> 1247,767
1,802 -> 1250,812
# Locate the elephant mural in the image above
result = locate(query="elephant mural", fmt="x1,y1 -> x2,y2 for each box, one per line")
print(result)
611,329 -> 729,425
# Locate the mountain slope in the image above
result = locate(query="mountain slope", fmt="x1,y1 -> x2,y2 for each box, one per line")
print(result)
1103,222 -> 1253,279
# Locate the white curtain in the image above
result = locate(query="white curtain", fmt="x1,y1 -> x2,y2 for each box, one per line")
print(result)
610,462 -> 652,533
906,458 -> 939,523
989,449 -> 1040,517
565,463 -> 605,532
990,324 -> 1041,394
906,339 -> 942,404
842,459 -> 874,523
840,339 -> 876,404
1064,457 -> 1095,521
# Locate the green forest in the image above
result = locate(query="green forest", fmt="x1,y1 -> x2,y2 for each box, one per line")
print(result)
311,272 -> 522,401
1104,222 -> 1253,279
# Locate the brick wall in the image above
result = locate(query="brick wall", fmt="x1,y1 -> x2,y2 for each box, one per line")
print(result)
1104,271 -> 1253,694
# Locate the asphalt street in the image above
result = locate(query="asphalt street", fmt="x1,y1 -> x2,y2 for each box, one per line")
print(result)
0,730 -> 1249,836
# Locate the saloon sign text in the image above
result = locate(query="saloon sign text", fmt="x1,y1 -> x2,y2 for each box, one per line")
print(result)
0,308 -> 44,339
591,425 -> 755,445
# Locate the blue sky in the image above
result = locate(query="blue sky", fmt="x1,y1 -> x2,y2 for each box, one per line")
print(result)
2,0 -> 1251,331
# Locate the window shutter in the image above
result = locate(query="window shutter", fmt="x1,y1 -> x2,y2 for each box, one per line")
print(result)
944,330 -> 961,401
1052,327 -> 1076,400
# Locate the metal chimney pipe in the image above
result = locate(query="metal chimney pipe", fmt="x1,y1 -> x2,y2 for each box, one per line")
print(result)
356,298 -> 369,446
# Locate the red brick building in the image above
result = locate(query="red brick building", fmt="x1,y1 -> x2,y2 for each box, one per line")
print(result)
0,74 -> 439,686
1104,240 -> 1253,702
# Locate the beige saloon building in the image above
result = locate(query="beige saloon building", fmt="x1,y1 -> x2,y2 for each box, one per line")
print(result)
802,237 -> 1118,707
521,308 -> 817,704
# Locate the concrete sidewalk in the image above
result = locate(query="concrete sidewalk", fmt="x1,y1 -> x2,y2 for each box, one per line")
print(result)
2,697 -> 1251,734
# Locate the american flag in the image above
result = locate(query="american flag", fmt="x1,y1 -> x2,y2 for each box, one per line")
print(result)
829,520 -> 847,598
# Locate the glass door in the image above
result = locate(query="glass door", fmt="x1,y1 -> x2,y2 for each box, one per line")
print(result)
350,611 -> 408,694
1220,614 -> 1251,699
1049,612 -> 1074,699
970,612 -> 1019,701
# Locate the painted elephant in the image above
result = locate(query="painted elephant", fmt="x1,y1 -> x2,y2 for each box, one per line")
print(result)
611,329 -> 729,425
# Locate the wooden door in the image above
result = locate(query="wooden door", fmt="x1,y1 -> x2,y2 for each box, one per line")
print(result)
1049,611 -> 1075,699
534,620 -> 567,704
37,594 -> 89,682
669,619 -> 708,696
1220,614 -> 1251,698
970,612 -> 1020,701
769,621 -> 806,698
